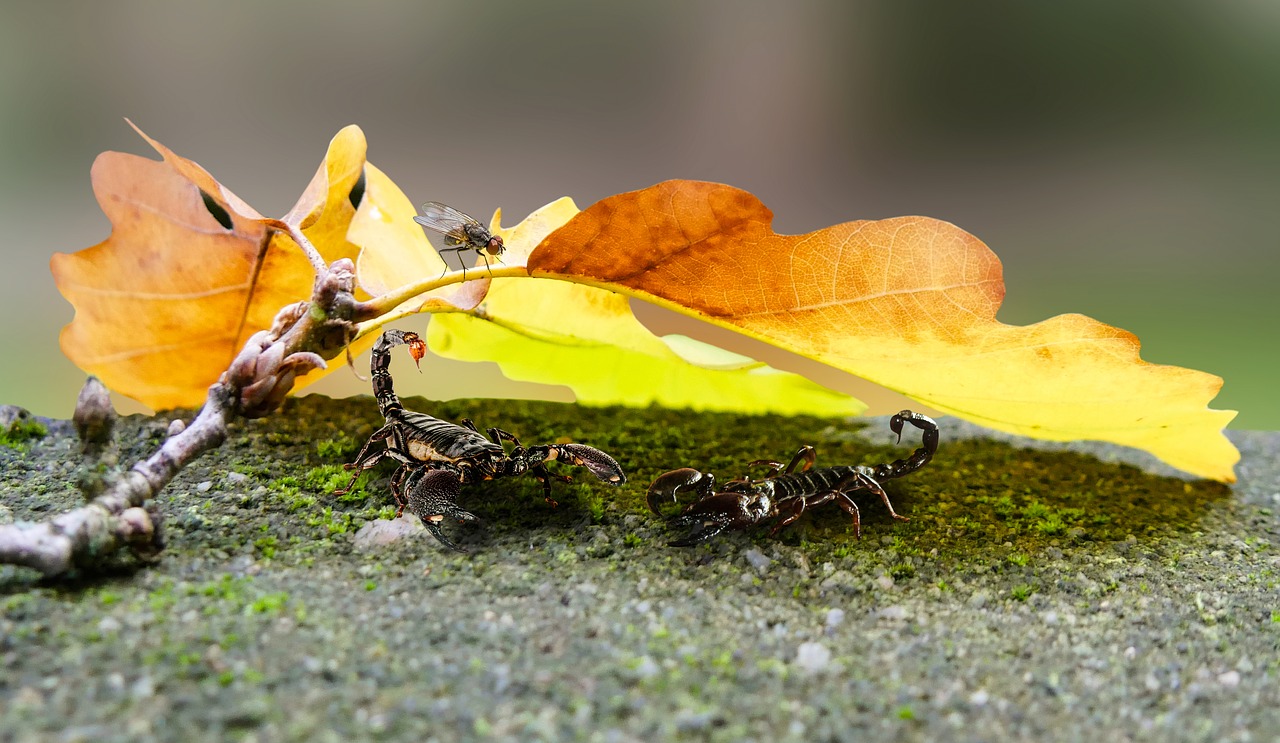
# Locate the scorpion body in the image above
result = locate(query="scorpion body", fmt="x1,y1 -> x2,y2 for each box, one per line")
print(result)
647,411 -> 938,546
337,329 -> 626,551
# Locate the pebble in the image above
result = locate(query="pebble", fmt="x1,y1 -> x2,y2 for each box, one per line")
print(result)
675,710 -> 715,732
824,608 -> 846,629
743,548 -> 772,574
795,642 -> 831,674
196,481 -> 213,493
1218,671 -> 1241,688
631,655 -> 660,680
226,471 -> 248,484
352,516 -> 425,549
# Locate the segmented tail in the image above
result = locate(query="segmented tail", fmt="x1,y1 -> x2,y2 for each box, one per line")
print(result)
371,329 -> 422,418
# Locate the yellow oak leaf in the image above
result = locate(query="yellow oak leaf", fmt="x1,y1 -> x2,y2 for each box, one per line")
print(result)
427,198 -> 866,416
525,180 -> 1238,481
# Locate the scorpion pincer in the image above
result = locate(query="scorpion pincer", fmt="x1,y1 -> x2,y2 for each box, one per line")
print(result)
646,411 -> 939,546
335,329 -> 627,551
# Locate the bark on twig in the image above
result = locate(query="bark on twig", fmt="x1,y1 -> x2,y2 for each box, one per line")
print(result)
0,256 -> 364,577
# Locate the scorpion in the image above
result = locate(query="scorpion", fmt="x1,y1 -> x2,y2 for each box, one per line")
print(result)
335,329 -> 627,551
646,411 -> 939,546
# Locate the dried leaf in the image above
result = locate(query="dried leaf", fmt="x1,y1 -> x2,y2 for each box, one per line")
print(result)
428,199 -> 865,416
51,125 -> 375,409
526,180 -> 1238,481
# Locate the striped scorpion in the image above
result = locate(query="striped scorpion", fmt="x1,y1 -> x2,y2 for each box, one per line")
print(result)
646,411 -> 938,546
335,329 -> 626,551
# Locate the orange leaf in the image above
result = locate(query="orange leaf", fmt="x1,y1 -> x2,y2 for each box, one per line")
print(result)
51,124 -> 374,410
527,181 -> 1239,481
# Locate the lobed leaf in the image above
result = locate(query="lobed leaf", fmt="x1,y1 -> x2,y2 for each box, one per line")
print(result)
427,199 -> 865,416
52,125 -> 378,409
524,180 -> 1239,481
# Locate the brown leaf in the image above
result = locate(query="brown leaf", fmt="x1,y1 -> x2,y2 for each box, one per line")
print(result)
51,125 -> 372,410
527,180 -> 1238,481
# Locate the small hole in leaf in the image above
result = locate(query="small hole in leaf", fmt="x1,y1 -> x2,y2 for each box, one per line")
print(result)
200,189 -> 233,230
349,168 -> 367,210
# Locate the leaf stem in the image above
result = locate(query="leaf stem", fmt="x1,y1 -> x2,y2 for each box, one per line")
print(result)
353,265 -> 529,326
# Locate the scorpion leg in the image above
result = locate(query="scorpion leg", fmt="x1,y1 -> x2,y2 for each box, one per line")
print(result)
467,422 -> 573,507
733,446 -> 816,486
767,496 -> 811,536
401,467 -> 478,553
782,446 -> 817,475
388,465 -> 412,517
335,425 -> 397,495
833,493 -> 864,539
837,470 -> 909,523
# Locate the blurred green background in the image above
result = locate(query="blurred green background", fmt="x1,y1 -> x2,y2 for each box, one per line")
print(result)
0,1 -> 1274,428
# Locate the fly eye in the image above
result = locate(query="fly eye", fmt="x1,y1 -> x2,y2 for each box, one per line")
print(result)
488,237 -> 504,255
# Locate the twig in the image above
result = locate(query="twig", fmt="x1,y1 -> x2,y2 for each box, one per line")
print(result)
0,258 -> 363,577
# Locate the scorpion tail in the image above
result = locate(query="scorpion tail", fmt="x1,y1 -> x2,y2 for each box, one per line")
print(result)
371,329 -> 428,419
879,411 -> 939,482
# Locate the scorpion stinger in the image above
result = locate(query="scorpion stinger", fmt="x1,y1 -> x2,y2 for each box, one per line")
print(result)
337,328 -> 627,552
646,411 -> 939,547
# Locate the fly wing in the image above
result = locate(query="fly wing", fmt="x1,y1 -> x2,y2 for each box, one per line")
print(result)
413,201 -> 484,246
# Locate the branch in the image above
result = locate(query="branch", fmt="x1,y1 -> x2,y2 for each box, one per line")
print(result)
0,258 -> 362,577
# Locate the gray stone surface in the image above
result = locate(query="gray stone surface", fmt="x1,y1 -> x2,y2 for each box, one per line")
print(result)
1,396 -> 1276,742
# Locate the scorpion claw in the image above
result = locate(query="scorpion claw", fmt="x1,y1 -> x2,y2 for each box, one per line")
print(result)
554,444 -> 626,486
666,493 -> 763,546
646,468 -> 715,516
668,521 -> 729,547
402,468 -> 478,552
420,518 -> 469,553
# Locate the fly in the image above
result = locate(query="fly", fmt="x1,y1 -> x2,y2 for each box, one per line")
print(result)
413,201 -> 505,279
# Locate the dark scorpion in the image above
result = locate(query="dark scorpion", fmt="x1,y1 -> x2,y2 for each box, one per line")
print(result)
646,411 -> 939,546
335,329 -> 627,551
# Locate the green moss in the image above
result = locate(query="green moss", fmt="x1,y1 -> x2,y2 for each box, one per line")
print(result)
316,435 -> 359,461
1,417 -> 47,450
247,592 -> 289,615
305,465 -> 358,496
267,476 -> 311,512
889,563 -> 916,580
305,507 -> 352,535
254,536 -> 279,559
1011,583 -> 1037,601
